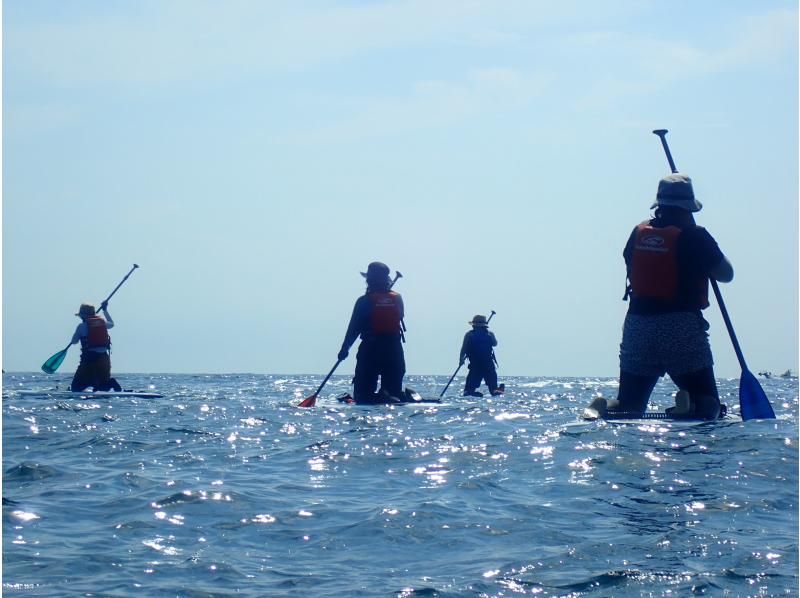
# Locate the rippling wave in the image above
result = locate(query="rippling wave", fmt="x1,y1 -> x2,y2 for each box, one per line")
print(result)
3,372 -> 798,596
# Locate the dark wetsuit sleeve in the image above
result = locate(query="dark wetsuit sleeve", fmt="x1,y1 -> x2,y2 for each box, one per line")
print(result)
685,227 -> 725,273
341,295 -> 370,352
460,332 -> 471,362
488,331 -> 498,347
622,227 -> 637,271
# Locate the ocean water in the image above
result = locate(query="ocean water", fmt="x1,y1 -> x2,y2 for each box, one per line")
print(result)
2,372 -> 798,597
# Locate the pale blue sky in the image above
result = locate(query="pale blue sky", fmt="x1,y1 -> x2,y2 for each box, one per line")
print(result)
3,1 -> 798,378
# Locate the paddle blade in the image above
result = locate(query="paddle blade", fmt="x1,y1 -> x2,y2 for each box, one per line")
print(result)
298,394 -> 317,408
739,369 -> 776,421
41,348 -> 68,374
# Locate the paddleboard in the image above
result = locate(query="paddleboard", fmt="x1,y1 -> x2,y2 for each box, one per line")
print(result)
580,396 -> 730,425
17,390 -> 163,399
336,389 -> 441,405
569,411 -> 728,429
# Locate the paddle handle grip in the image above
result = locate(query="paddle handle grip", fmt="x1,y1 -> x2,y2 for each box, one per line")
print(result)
653,129 -> 678,174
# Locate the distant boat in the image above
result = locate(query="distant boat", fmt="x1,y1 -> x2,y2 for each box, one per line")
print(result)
780,369 -> 796,379
758,371 -> 773,379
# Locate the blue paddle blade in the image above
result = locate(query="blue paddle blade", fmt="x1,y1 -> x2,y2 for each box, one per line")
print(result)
41,348 -> 68,374
739,368 -> 776,421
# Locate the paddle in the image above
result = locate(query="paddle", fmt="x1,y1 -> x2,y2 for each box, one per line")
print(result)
298,360 -> 342,407
41,344 -> 72,375
652,130 -> 774,420
440,310 -> 495,397
41,264 -> 140,375
299,271 -> 404,407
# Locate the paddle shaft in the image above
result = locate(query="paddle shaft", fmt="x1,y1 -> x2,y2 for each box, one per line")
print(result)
653,132 -> 751,366
440,365 -> 462,397
653,130 -> 774,419
312,360 -> 342,397
710,279 -> 748,369
440,310 -> 496,397
99,264 -> 139,309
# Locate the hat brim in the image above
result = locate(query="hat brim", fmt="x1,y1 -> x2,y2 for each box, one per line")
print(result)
469,322 -> 489,327
651,197 -> 703,212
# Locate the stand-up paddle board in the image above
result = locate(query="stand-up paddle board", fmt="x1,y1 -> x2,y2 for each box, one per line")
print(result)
336,388 -> 441,405
17,389 -> 163,399
577,395 -> 731,426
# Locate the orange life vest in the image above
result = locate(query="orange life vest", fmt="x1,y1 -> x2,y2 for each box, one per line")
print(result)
629,222 -> 709,309
84,315 -> 111,350
368,292 -> 402,334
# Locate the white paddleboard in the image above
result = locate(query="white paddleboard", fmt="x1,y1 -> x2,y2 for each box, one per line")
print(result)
17,390 -> 163,399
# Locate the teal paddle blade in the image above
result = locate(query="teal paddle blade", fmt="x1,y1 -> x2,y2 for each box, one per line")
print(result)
41,348 -> 68,374
739,368 -> 776,421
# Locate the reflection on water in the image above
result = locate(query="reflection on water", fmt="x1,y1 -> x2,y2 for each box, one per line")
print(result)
2,372 -> 797,596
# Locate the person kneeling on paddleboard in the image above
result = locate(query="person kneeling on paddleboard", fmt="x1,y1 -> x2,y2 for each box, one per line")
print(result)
606,173 -> 733,420
460,315 -> 503,397
70,303 -> 122,392
337,262 -> 406,404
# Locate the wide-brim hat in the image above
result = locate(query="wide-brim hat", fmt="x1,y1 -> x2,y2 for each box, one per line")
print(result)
651,173 -> 702,212
75,303 -> 96,317
360,261 -> 390,280
469,315 -> 489,327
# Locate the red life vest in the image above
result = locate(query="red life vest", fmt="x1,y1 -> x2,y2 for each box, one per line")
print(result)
629,222 -> 709,309
368,292 -> 402,334
84,315 -> 111,350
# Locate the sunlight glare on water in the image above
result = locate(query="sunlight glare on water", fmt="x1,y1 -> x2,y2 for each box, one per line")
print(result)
2,372 -> 798,596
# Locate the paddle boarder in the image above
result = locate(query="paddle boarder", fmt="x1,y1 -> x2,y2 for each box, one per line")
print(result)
606,173 -> 733,419
337,262 -> 406,404
460,315 -> 503,397
69,302 -> 122,392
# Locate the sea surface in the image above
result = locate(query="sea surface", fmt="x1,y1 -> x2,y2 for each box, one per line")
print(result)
2,372 -> 798,597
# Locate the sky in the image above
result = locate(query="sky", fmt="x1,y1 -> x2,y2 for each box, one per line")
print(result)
2,0 -> 798,379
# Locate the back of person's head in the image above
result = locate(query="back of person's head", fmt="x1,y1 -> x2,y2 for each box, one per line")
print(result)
654,204 -> 696,226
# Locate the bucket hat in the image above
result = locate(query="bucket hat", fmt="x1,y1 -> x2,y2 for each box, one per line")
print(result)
469,315 -> 489,327
360,261 -> 390,280
651,173 -> 702,212
75,303 -> 96,318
